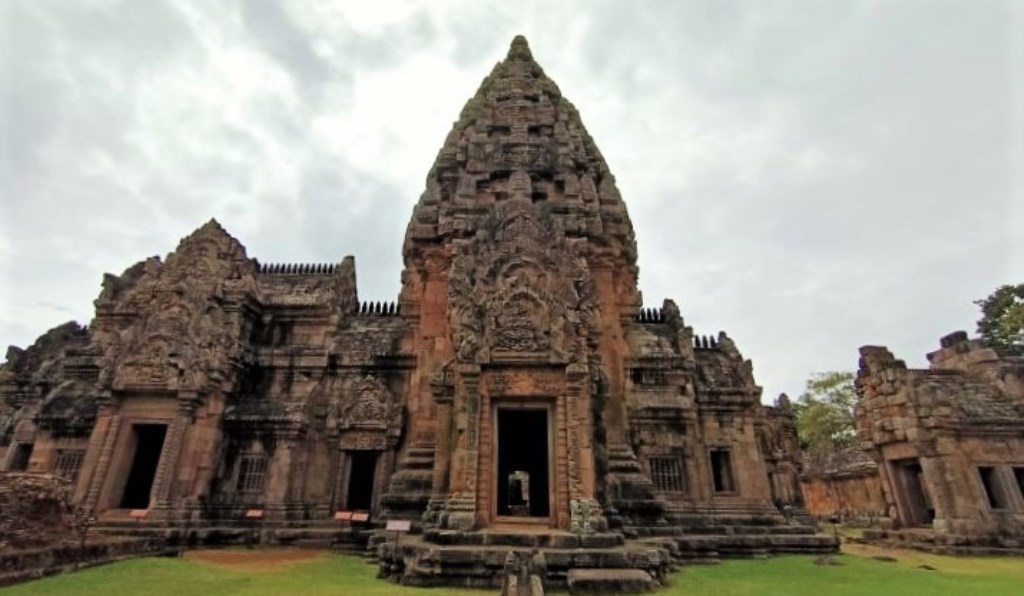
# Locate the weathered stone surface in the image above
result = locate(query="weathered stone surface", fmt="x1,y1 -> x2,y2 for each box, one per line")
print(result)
567,568 -> 658,594
800,446 -> 886,523
0,472 -> 89,550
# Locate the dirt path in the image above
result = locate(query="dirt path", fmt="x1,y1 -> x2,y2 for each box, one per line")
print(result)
185,548 -> 328,571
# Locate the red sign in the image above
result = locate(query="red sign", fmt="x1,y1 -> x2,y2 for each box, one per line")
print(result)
129,509 -> 148,519
245,509 -> 264,519
334,511 -> 353,521
351,512 -> 370,522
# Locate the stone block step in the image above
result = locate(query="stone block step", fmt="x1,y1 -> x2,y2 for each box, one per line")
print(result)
424,529 -> 624,548
567,568 -> 658,594
673,533 -> 838,560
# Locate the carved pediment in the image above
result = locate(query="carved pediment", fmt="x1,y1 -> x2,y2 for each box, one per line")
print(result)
328,375 -> 404,449
448,201 -> 598,365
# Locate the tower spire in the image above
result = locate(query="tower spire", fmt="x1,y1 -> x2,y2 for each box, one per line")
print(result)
404,36 -> 637,266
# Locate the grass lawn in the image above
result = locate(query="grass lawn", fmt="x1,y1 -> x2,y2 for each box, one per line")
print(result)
2,544 -> 1022,596
670,545 -> 1024,596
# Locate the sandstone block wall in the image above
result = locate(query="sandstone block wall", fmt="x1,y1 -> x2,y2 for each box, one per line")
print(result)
855,331 -> 1024,541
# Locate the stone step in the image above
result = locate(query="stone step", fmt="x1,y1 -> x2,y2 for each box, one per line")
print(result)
625,523 -> 818,538
423,529 -> 625,549
567,568 -> 658,594
673,533 -> 838,561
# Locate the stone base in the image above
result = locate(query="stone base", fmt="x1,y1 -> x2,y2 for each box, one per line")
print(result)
861,528 -> 1024,555
0,538 -> 172,587
567,568 -> 658,594
376,529 -> 673,592
90,517 -> 376,551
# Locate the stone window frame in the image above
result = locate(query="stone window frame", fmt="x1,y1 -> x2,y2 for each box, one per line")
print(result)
648,455 -> 686,494
976,465 -> 1012,511
236,453 -> 269,495
629,367 -> 667,387
53,448 -> 86,483
709,447 -> 738,494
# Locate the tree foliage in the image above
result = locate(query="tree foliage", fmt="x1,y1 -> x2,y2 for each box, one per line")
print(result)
792,371 -> 857,457
975,284 -> 1024,354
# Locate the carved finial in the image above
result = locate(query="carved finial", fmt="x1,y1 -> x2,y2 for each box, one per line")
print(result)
508,35 -> 533,61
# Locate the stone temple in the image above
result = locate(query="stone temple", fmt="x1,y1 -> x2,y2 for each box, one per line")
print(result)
0,37 -> 836,589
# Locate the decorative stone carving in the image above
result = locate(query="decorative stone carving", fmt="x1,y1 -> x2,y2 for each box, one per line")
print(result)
448,202 -> 598,365
329,375 -> 404,450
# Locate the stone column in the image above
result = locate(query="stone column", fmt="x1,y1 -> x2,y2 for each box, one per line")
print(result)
76,401 -> 115,504
427,390 -> 454,522
152,395 -> 198,516
565,363 -> 604,532
84,397 -> 122,512
444,363 -> 480,530
264,435 -> 299,521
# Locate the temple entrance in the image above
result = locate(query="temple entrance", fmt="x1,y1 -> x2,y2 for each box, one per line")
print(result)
496,408 -> 550,519
119,424 -> 167,509
890,458 -> 933,526
346,451 -> 378,511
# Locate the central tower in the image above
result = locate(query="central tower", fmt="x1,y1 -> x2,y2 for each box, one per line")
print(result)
395,35 -> 641,531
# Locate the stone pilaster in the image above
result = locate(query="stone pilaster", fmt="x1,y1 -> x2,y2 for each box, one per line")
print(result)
444,363 -> 480,530
84,403 -> 122,512
152,395 -> 198,515
426,386 -> 454,524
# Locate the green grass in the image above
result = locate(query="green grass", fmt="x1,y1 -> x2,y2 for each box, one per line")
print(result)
0,554 -> 491,596
667,552 -> 1024,596
3,549 -> 1023,596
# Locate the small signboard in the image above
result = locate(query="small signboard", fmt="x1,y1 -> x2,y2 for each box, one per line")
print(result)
245,509 -> 264,519
129,509 -> 148,519
385,520 -> 411,532
334,511 -> 353,521
350,512 -> 370,522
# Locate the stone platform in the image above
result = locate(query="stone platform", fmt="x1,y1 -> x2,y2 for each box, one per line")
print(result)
860,528 -> 1024,556
376,529 -> 673,591
375,523 -> 838,592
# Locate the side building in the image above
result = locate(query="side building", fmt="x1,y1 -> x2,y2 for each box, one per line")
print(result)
855,331 -> 1024,552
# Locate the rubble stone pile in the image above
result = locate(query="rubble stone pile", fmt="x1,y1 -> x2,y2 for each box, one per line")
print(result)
0,472 -> 88,550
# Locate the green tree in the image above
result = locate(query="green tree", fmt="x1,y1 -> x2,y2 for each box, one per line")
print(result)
793,371 -> 857,457
975,283 -> 1024,354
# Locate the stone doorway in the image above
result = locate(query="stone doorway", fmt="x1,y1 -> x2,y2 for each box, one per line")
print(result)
119,424 -> 167,509
345,451 -> 378,511
495,407 -> 551,520
890,458 -> 933,527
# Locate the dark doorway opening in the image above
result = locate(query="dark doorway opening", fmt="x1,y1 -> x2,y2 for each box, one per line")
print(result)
120,424 -> 167,509
497,408 -> 550,518
892,459 -> 933,526
710,449 -> 736,493
9,443 -> 33,471
346,451 -> 378,511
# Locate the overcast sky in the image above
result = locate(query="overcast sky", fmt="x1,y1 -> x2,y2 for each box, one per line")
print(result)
1,0 -> 1021,401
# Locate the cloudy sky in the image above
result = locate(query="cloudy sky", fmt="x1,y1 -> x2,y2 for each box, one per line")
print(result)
1,0 -> 1021,401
